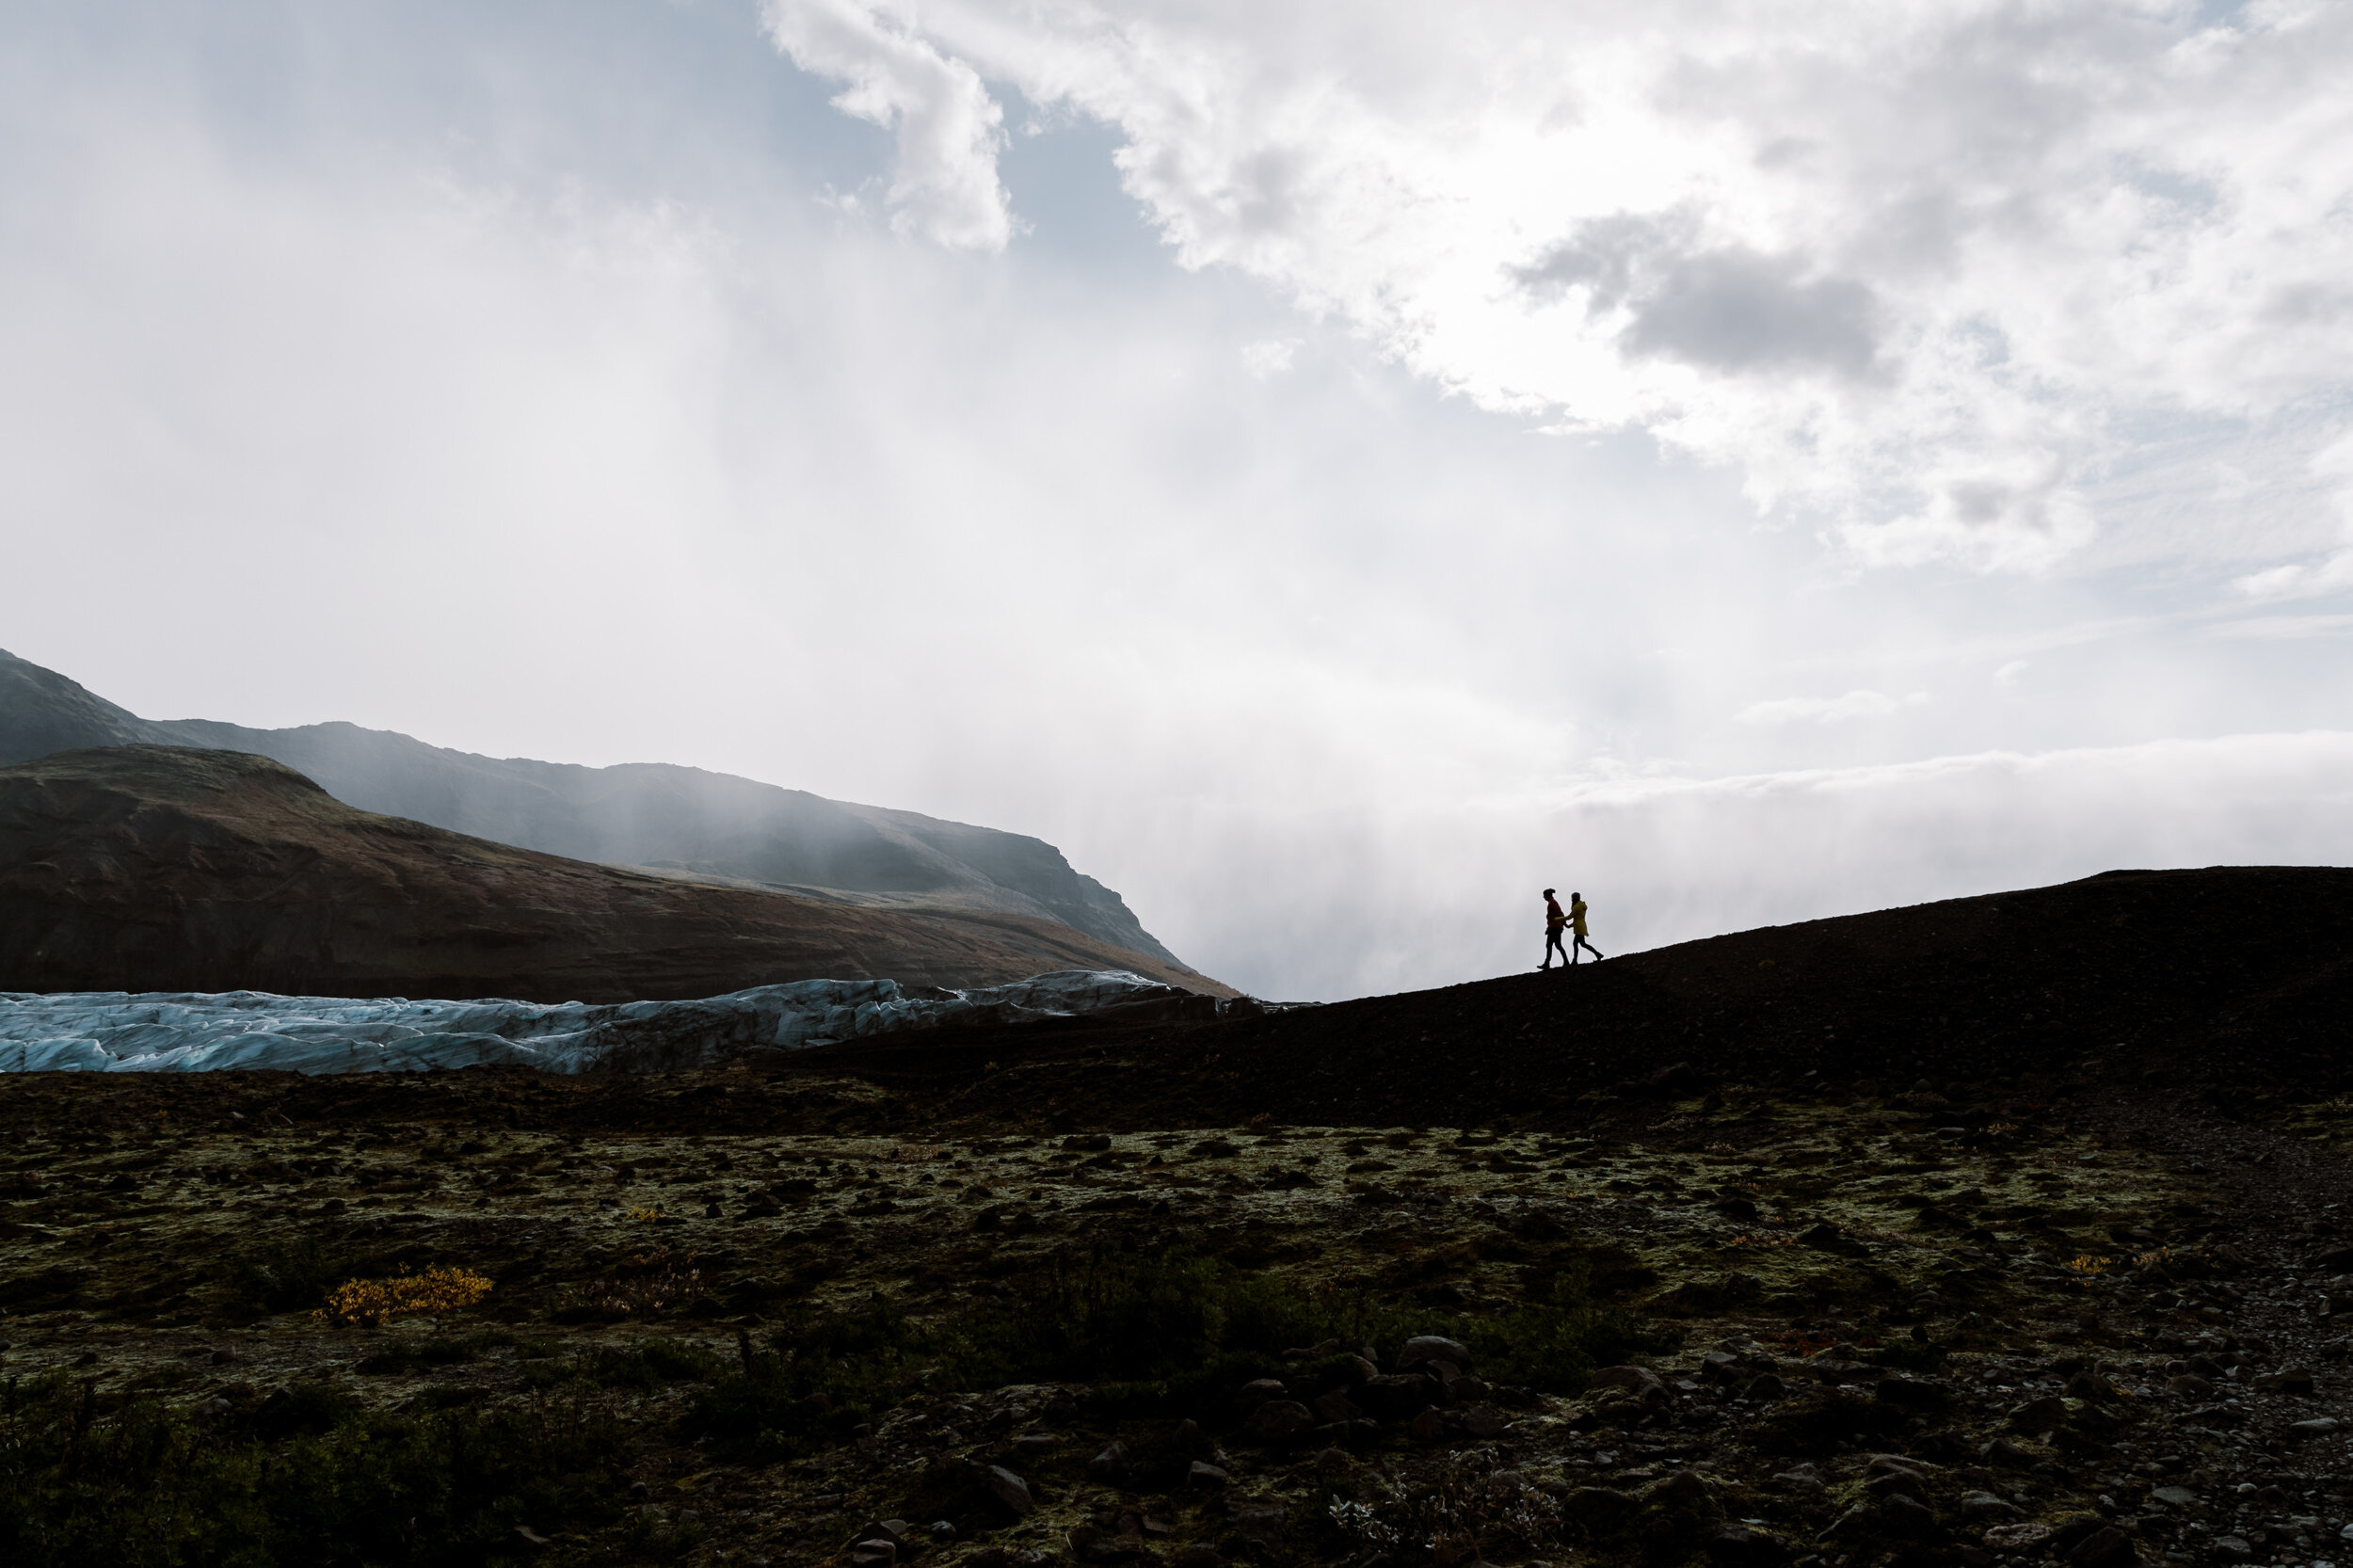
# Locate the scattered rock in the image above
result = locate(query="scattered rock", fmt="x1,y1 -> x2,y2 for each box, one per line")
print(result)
2009,1394 -> 2071,1430
1589,1365 -> 1662,1393
2068,1525 -> 2137,1568
1241,1400 -> 1317,1445
983,1466 -> 1033,1516
1398,1336 -> 1472,1373
1186,1461 -> 1228,1489
2287,1416 -> 2343,1437
1961,1491 -> 2023,1519
1986,1524 -> 2057,1552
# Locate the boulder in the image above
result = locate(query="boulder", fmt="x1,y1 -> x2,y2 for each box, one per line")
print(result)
983,1465 -> 1034,1516
2068,1525 -> 2137,1568
1357,1372 -> 1439,1419
1398,1336 -> 1473,1373
1241,1400 -> 1318,1445
1589,1365 -> 1663,1393
2008,1394 -> 2070,1430
1985,1524 -> 2057,1552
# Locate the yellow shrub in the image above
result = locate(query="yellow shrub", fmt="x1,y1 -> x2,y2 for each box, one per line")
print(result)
315,1266 -> 493,1327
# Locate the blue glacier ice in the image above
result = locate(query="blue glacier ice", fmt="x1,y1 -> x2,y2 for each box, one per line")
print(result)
0,969 -> 1197,1074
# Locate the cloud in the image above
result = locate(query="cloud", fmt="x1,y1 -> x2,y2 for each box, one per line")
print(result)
761,0 -> 1011,249
1518,216 -> 1881,381
1737,689 -> 1929,726
1241,338 -> 1300,378
771,1 -> 2353,572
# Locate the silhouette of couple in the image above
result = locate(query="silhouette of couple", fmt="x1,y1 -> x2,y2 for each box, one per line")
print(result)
1542,888 -> 1602,969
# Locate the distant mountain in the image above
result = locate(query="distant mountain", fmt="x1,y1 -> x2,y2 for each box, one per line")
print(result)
0,746 -> 1229,1001
0,648 -> 1189,970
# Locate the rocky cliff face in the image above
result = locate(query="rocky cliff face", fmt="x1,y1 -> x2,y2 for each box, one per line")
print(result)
0,746 -> 1228,1002
0,648 -> 1182,966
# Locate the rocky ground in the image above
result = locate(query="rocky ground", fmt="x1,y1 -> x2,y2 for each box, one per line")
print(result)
8,1058 -> 2353,1568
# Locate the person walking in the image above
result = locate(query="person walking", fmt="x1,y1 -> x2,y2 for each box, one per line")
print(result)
1568,890 -> 1604,964
1541,888 -> 1570,970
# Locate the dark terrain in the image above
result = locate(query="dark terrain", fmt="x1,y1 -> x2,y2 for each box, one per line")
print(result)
0,648 -> 1180,963
0,747 -> 1225,1000
3,865 -> 2350,1568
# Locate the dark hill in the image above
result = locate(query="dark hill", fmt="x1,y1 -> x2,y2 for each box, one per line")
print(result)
811,865 -> 2353,1126
0,747 -> 1230,1002
0,648 -> 1182,965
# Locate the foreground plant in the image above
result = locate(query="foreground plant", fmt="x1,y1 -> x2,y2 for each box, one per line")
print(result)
315,1266 -> 493,1327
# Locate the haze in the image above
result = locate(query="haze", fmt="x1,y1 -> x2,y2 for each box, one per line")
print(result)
5,0 -> 2351,1000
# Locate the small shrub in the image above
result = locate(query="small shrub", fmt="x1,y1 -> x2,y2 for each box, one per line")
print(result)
316,1267 -> 492,1328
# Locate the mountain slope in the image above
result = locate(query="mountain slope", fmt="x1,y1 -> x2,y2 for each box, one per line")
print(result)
0,746 -> 1230,1002
793,864 -> 2353,1127
0,648 -> 1181,966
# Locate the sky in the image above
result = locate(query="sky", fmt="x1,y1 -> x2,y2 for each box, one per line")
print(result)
4,0 -> 2352,1000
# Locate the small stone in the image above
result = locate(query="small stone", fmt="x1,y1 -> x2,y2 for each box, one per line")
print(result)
2212,1535 -> 2253,1560
931,1522 -> 958,1544
1745,1373 -> 1788,1401
1232,1378 -> 1287,1408
1399,1336 -> 1473,1372
2290,1417 -> 2344,1437
1648,1471 -> 1714,1511
1409,1407 -> 1444,1440
2169,1374 -> 2217,1398
1961,1491 -> 2024,1519
1986,1524 -> 2057,1553
984,1466 -> 1034,1515
1242,1400 -> 1318,1445
1877,1493 -> 1936,1539
512,1525 -> 551,1550
2152,1487 -> 2198,1509
2071,1515 -> 2146,1553
849,1543 -> 895,1568
1462,1405 -> 1507,1439
1089,1442 -> 1128,1478
1187,1461 -> 1228,1489
1771,1464 -> 1825,1491
1589,1365 -> 1663,1392
1013,1433 -> 1057,1457
2009,1394 -> 2072,1430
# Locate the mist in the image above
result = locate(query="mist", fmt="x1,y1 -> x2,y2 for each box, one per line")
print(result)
2,0 -> 2349,1001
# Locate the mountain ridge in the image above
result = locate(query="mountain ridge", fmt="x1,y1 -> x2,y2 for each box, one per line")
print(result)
0,648 -> 1181,966
0,744 -> 1229,1001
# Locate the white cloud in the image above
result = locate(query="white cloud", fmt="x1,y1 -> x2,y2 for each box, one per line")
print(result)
1993,660 -> 2030,686
773,0 -> 2353,573
1737,689 -> 1929,727
761,0 -> 1012,250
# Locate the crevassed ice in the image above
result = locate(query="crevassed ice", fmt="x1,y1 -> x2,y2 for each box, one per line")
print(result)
0,970 -> 1186,1074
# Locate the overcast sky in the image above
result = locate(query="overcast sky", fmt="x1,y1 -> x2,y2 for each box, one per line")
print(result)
6,0 -> 2352,1000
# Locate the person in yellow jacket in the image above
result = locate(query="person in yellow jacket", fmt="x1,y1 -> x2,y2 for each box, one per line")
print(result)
1568,890 -> 1604,965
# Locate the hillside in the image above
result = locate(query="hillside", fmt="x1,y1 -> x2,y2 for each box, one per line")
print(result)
0,746 -> 1228,1001
0,647 -> 1180,964
794,863 -> 2353,1125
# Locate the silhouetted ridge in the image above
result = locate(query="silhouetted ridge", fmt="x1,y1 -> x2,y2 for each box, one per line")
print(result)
0,745 -> 1230,1002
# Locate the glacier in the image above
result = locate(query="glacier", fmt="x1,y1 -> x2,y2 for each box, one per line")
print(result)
0,969 -> 1209,1075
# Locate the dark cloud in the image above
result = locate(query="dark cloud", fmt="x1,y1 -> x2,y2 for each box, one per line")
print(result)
1515,214 -> 1882,380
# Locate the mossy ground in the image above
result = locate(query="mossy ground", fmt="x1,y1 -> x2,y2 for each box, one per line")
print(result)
0,1073 -> 2338,1568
